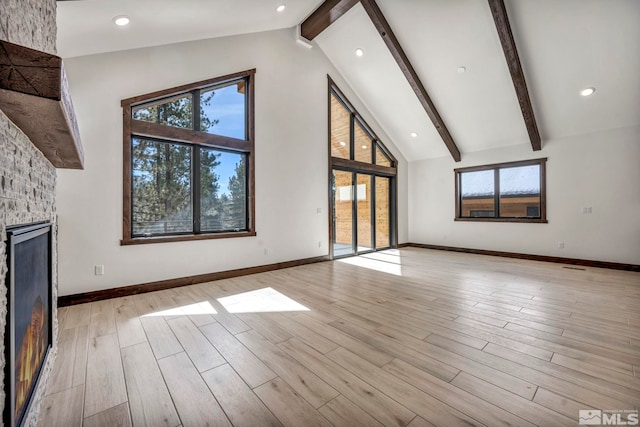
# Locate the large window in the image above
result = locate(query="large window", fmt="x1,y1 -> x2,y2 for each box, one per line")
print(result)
121,70 -> 255,244
455,158 -> 547,223
329,78 -> 397,257
330,90 -> 394,167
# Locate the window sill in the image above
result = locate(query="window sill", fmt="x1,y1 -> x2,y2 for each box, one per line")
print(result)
455,218 -> 548,223
121,231 -> 256,246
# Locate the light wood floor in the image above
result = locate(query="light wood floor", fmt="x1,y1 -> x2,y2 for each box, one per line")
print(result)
39,248 -> 640,426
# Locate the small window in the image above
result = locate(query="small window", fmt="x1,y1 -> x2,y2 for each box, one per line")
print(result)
455,158 -> 547,223
122,69 -> 256,244
375,145 -> 391,167
330,93 -> 350,160
200,82 -> 246,138
526,206 -> 540,217
132,94 -> 194,129
470,210 -> 495,218
354,120 -> 373,163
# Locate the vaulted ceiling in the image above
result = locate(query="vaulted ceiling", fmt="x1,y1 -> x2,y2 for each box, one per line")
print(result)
57,0 -> 640,162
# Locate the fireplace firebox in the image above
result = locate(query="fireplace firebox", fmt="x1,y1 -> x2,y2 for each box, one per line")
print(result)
4,222 -> 53,427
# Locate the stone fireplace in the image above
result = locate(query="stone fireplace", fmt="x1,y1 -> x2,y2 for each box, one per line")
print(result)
0,105 -> 58,426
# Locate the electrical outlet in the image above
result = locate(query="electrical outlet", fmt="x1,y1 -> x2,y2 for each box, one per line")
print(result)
582,207 -> 592,214
316,207 -> 322,215
318,241 -> 322,248
94,265 -> 104,275
557,242 -> 565,249
264,248 -> 269,255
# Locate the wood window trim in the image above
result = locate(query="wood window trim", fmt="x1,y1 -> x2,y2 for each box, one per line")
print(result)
331,157 -> 397,176
454,157 -> 547,223
121,230 -> 257,246
120,69 -> 254,106
121,69 -> 256,245
129,121 -> 252,152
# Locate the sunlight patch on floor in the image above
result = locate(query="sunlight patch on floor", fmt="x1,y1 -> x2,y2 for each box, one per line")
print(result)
338,254 -> 403,276
217,287 -> 310,314
142,301 -> 217,317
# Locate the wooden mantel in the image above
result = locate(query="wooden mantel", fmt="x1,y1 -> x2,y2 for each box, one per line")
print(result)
0,39 -> 84,169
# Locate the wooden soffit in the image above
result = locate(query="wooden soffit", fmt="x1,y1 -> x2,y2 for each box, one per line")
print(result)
0,39 -> 84,169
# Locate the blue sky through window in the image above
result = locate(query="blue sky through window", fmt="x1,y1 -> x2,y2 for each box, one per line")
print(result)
216,151 -> 242,195
201,83 -> 245,139
201,83 -> 246,196
132,83 -> 247,197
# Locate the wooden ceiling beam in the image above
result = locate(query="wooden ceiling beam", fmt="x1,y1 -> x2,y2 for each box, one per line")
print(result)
361,0 -> 461,161
488,0 -> 542,151
300,0 -> 361,41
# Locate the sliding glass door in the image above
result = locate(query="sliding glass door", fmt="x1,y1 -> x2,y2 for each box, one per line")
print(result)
328,79 -> 396,258
332,170 -> 392,257
333,170 -> 355,257
375,176 -> 390,249
356,174 -> 373,252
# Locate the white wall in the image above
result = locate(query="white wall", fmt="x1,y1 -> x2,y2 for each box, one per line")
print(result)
409,126 -> 640,265
57,28 -> 408,296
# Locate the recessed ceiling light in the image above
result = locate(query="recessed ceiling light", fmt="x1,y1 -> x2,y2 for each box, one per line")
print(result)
580,87 -> 595,97
276,4 -> 286,12
355,48 -> 364,57
112,15 -> 130,26
457,66 -> 466,74
362,145 -> 368,149
410,132 -> 418,138
339,141 -> 346,146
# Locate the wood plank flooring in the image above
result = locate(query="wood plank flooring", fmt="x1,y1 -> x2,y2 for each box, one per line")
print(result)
39,248 -> 640,426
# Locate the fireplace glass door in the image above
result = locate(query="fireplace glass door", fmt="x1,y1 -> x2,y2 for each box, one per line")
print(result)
4,222 -> 52,427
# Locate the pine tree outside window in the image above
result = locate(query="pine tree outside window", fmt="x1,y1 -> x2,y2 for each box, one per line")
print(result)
121,70 -> 255,244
